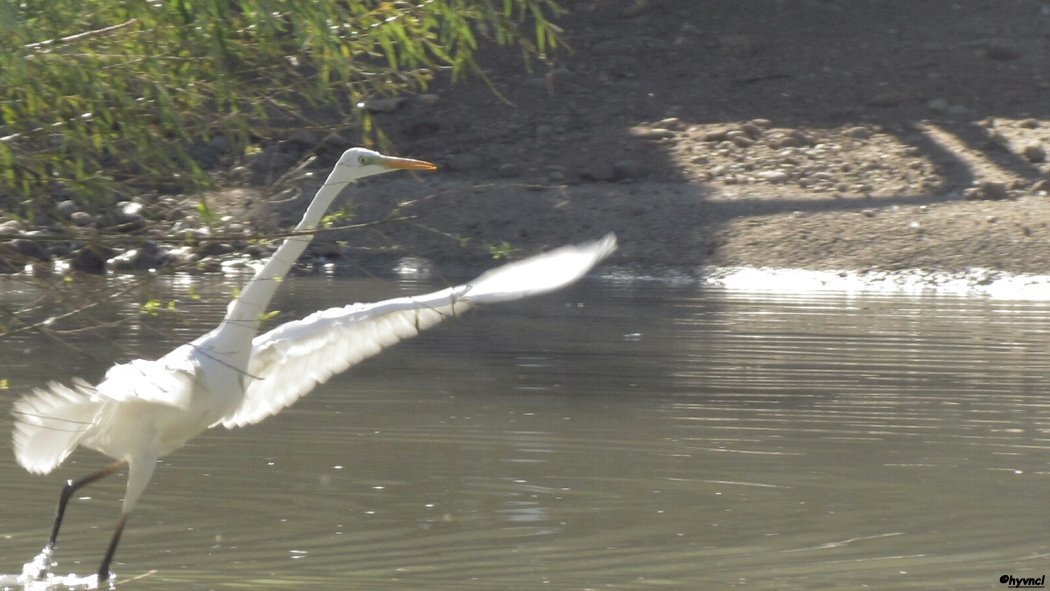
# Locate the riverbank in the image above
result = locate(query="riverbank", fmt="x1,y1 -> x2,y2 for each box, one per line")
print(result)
3,1 -> 1050,284
260,0 -> 1050,282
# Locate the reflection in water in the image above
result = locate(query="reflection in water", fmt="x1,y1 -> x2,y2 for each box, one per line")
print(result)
1,277 -> 1049,589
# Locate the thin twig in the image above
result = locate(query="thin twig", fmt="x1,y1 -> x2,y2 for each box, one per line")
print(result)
24,18 -> 140,50
0,278 -> 146,338
0,214 -> 419,246
114,569 -> 158,586
38,325 -> 106,362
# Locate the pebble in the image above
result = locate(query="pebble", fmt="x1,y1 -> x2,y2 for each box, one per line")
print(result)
963,180 -> 1010,200
108,201 -> 147,232
927,98 -> 949,112
361,97 -> 405,113
197,241 -> 235,257
1023,142 -> 1046,163
985,129 -> 1009,148
0,220 -> 23,235
71,244 -> 115,275
56,200 -> 81,220
196,256 -> 224,273
107,242 -> 167,272
497,163 -> 523,178
845,126 -> 874,139
46,242 -> 73,259
180,227 -> 212,242
159,246 -> 193,266
703,128 -> 730,142
728,133 -> 754,148
70,211 -> 94,226
630,127 -> 676,140
739,123 -> 763,139
770,129 -> 814,148
7,238 -> 49,261
394,256 -> 433,278
244,244 -> 271,260
654,117 -> 686,131
756,170 -> 790,183
309,239 -> 344,259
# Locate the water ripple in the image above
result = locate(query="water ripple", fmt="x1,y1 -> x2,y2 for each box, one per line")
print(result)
2,280 -> 1050,589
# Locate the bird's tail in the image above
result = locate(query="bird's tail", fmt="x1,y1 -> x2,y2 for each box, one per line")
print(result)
11,379 -> 102,474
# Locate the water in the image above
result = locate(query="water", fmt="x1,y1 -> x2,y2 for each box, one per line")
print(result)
1,276 -> 1049,589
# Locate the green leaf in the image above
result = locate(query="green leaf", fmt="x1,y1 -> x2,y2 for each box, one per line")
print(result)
141,299 -> 162,316
197,198 -> 216,226
487,240 -> 518,260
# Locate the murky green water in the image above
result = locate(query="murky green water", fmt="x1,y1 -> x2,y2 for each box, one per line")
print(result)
1,276 -> 1049,589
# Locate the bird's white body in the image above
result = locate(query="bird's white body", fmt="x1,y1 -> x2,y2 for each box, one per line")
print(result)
10,147 -> 616,579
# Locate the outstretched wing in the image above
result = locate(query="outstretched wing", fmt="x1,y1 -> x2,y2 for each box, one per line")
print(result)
220,234 -> 616,428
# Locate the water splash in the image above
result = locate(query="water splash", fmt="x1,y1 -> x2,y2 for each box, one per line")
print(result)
0,547 -> 107,591
20,546 -> 53,580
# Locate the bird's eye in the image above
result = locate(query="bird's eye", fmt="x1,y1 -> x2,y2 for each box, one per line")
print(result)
358,156 -> 367,165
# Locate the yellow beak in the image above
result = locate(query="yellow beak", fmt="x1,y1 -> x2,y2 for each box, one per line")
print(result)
379,156 -> 438,171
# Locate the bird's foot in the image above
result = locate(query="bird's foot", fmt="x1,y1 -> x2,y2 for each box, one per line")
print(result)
95,570 -> 117,589
22,544 -> 55,582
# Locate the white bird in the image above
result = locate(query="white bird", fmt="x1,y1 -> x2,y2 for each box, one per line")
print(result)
10,147 -> 617,582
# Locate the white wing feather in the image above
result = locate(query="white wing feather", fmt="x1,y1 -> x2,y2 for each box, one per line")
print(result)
11,352 -> 200,474
12,379 -> 104,474
221,234 -> 616,428
94,351 -> 199,409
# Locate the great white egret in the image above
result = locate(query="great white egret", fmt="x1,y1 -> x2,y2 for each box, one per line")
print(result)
10,147 -> 617,582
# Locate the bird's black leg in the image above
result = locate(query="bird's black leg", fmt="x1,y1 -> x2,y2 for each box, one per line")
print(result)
47,460 -> 127,550
97,512 -> 128,582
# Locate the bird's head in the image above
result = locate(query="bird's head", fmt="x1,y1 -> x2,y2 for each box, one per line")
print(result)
334,147 -> 437,181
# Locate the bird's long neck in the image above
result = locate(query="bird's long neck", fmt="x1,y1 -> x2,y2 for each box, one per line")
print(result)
208,168 -> 352,362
